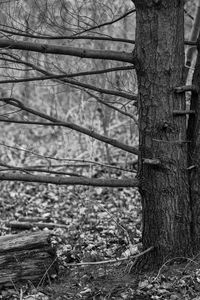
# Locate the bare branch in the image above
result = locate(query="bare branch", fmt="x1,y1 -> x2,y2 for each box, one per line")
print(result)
0,172 -> 138,187
65,246 -> 154,266
0,65 -> 135,83
73,9 -> 136,36
0,39 -> 134,63
0,27 -> 193,46
86,91 -> 137,120
0,73 -> 136,101
0,53 -> 136,101
0,98 -> 139,155
0,118 -> 66,126
184,9 -> 194,20
0,98 -> 135,124
0,160 -> 136,174
0,28 -> 134,44
0,143 -> 137,173
0,8 -> 135,40
0,27 -> 193,48
0,162 -> 83,177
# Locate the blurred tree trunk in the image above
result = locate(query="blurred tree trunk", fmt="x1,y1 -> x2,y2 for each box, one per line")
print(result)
187,34 -> 200,253
185,1 -> 200,82
134,0 -> 192,266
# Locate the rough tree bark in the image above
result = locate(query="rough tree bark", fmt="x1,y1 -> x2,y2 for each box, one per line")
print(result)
134,0 -> 192,266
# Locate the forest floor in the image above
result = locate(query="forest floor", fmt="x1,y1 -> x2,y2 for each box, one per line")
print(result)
0,181 -> 200,300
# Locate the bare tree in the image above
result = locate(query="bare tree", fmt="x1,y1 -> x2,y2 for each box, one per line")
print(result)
0,0 -> 199,268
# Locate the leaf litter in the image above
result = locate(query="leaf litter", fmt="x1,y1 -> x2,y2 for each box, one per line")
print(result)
1,182 -> 200,299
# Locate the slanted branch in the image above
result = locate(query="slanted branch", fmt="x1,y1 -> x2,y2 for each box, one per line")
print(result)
0,231 -> 58,287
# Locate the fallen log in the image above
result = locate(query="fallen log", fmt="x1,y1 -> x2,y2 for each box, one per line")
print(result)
18,217 -> 51,222
6,221 -> 68,230
0,231 -> 58,287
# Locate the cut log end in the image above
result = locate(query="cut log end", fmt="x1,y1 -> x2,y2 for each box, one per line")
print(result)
0,231 -> 58,288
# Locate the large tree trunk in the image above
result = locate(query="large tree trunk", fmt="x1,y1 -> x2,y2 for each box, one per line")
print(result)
187,35 -> 200,253
134,0 -> 192,266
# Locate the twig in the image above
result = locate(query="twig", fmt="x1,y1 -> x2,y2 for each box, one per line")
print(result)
155,256 -> 197,281
73,9 -> 136,36
0,142 -> 138,172
65,246 -> 154,266
0,161 -> 84,177
97,202 -> 132,245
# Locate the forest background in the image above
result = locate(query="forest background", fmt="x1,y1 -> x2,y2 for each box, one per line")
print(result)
0,0 -> 198,299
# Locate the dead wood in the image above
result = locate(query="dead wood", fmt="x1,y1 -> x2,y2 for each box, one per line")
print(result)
0,231 -> 58,287
6,221 -> 68,230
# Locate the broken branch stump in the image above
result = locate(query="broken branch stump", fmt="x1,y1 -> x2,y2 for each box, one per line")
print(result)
0,231 -> 58,287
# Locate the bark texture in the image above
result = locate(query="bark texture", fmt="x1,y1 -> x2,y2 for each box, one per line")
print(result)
0,231 -> 58,287
134,0 -> 192,265
187,35 -> 200,252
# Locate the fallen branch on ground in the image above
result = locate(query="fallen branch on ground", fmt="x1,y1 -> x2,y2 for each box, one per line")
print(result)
5,221 -> 68,230
65,246 -> 154,266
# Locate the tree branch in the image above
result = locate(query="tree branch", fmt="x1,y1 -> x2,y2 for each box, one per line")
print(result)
184,8 -> 194,20
1,53 -> 136,101
0,9 -> 135,40
0,64 -> 134,81
0,172 -> 138,187
0,160 -> 136,174
73,9 -> 136,35
0,28 -> 135,44
0,28 -> 193,46
0,73 -> 136,101
0,98 -> 139,155
65,246 -> 154,266
85,91 -> 137,119
0,39 -> 134,63
0,162 -> 83,177
0,144 -> 137,173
